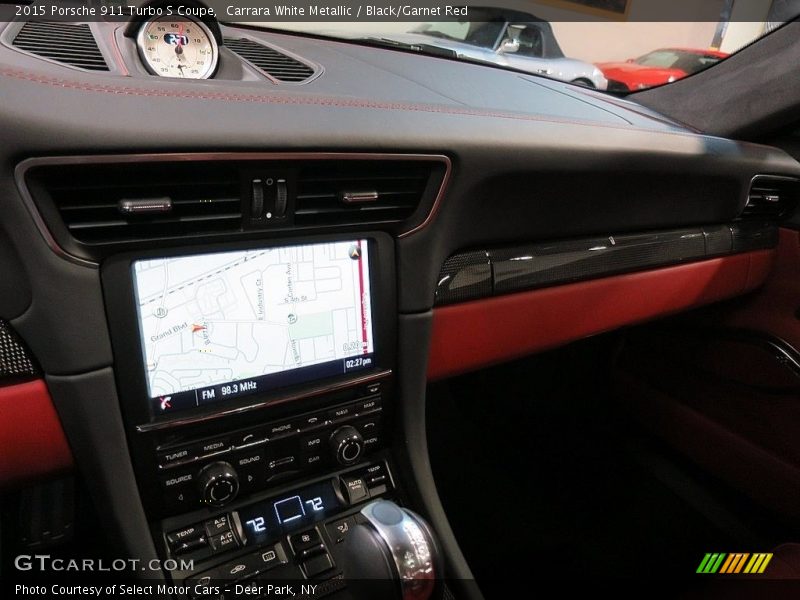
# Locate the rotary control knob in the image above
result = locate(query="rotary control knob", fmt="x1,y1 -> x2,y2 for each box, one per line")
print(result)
197,461 -> 239,507
330,425 -> 364,466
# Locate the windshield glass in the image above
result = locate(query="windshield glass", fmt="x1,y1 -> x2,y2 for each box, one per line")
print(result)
229,1 -> 799,93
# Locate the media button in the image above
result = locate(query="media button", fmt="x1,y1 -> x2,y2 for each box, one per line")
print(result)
190,437 -> 231,458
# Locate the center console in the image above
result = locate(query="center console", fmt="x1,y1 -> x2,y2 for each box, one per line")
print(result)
102,232 -> 438,598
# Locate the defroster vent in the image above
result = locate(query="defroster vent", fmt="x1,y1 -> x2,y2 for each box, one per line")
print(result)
12,21 -> 109,71
224,37 -> 316,82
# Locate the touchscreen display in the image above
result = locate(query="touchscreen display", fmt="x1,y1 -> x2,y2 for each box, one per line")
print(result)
132,240 -> 375,414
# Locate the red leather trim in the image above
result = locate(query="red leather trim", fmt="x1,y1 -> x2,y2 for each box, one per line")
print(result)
0,379 -> 73,488
713,229 -> 800,351
428,251 -> 774,380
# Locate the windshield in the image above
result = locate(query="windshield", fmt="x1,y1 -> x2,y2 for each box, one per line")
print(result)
231,1 -> 799,93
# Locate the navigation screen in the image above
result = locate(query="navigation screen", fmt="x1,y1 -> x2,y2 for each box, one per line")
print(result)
132,240 -> 375,414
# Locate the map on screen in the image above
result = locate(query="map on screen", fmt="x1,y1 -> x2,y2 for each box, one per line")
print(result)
132,240 -> 374,411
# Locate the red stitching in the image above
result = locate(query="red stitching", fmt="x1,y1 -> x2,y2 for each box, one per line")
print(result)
0,65 -> 697,137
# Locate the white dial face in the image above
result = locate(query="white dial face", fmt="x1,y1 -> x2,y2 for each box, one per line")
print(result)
137,16 -> 218,79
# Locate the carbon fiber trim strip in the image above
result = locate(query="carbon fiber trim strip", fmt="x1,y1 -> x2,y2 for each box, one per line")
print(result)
434,223 -> 778,305
0,320 -> 38,381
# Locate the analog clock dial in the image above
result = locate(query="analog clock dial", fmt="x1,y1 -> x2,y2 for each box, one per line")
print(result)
137,16 -> 218,79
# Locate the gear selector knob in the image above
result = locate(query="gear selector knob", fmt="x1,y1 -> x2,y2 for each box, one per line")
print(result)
338,500 -> 439,600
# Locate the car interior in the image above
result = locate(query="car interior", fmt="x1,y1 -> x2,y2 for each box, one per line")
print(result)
1,1 -> 800,597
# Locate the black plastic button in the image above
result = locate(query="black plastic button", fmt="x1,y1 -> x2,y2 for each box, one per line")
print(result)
204,515 -> 231,538
167,524 -> 203,546
216,556 -> 259,580
267,421 -> 297,438
299,413 -> 327,431
208,529 -> 239,553
340,475 -> 369,505
173,535 -> 208,555
326,517 -> 355,544
356,397 -> 381,414
289,528 -> 322,553
299,453 -> 325,469
299,433 -> 325,452
161,471 -> 194,489
302,552 -> 334,578
251,543 -> 288,572
190,437 -> 230,457
162,486 -> 196,512
327,404 -> 355,422
157,447 -> 194,469
232,429 -> 266,448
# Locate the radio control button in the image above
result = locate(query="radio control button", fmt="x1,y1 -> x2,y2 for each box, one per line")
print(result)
232,429 -> 266,449
327,404 -> 356,422
300,433 -> 325,452
267,420 -> 297,438
329,425 -> 364,466
299,413 -> 327,431
161,471 -> 194,489
299,452 -> 326,469
356,397 -> 381,414
197,462 -> 239,507
190,437 -> 231,458
157,447 -> 195,469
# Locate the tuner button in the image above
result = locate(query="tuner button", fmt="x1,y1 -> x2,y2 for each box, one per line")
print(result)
330,426 -> 364,466
197,461 -> 239,507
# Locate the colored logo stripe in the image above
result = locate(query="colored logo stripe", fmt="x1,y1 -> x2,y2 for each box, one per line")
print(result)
697,553 -> 773,574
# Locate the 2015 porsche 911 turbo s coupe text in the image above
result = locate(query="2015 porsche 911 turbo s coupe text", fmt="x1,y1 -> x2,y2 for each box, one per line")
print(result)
1,1 -> 800,597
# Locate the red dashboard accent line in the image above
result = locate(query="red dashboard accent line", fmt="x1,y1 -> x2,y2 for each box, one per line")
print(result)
428,251 -> 774,381
0,379 -> 73,488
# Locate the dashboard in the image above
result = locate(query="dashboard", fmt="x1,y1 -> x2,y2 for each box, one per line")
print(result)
1,3 -> 800,599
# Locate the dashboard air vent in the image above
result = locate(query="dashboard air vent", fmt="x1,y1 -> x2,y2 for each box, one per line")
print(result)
742,176 -> 799,220
294,162 -> 434,227
12,21 -> 109,71
32,163 -> 242,244
224,37 -> 315,82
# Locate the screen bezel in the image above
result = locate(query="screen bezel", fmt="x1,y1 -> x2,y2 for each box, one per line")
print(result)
101,232 -> 395,429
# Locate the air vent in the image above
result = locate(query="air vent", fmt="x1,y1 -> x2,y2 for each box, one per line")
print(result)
12,21 -> 109,71
742,175 -> 800,220
31,163 -> 242,244
224,37 -> 315,82
294,162 -> 434,227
